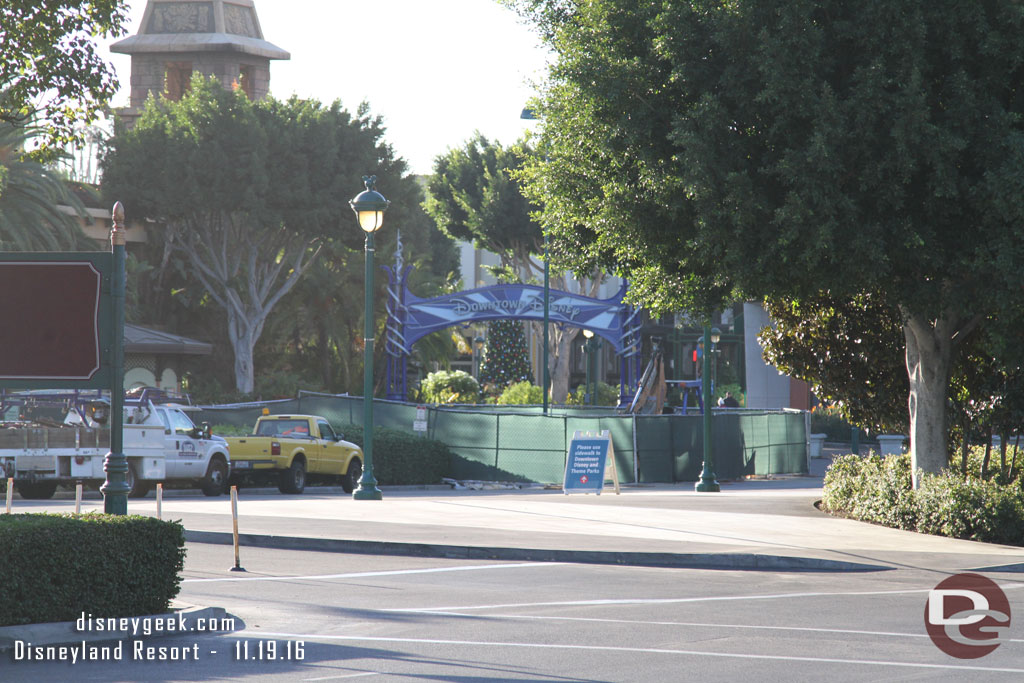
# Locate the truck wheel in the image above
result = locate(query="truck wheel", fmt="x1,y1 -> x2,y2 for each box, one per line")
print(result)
15,481 -> 57,500
126,464 -> 152,498
278,458 -> 306,494
201,458 -> 228,497
342,458 -> 362,494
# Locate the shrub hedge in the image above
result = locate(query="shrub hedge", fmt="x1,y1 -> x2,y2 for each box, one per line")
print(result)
335,424 -> 451,486
822,454 -> 1024,546
0,513 -> 186,626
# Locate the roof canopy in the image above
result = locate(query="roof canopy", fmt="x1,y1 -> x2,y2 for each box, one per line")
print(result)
111,0 -> 289,60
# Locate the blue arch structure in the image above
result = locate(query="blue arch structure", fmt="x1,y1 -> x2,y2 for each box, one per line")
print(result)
383,264 -> 643,403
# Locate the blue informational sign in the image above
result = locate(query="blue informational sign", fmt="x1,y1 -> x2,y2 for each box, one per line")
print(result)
563,431 -> 620,495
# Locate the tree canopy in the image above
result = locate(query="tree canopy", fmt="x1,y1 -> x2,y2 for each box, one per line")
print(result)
511,0 -> 1024,477
1,0 -> 127,157
425,133 -> 542,275
102,77 -> 418,394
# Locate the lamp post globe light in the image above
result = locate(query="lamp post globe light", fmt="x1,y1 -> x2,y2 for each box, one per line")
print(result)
350,175 -> 389,500
695,324 -> 720,492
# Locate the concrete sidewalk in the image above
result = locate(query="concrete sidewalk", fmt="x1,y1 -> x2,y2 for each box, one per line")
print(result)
14,454 -> 1024,575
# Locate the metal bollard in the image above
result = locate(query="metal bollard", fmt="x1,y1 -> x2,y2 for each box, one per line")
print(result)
230,485 -> 245,572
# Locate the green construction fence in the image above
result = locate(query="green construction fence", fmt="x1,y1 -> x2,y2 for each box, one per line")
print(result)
197,392 -> 808,485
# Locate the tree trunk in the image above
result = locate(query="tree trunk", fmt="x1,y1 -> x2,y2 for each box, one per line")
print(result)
549,330 -> 573,404
227,313 -> 258,395
903,315 -> 955,486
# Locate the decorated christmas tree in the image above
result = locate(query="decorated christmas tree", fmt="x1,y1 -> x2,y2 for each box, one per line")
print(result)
478,319 -> 533,394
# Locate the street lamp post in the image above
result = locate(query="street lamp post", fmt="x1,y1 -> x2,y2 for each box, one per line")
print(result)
520,107 -> 550,414
582,330 -> 594,405
695,324 -> 720,492
473,335 -> 485,380
710,326 -> 721,401
350,175 -> 389,501
582,329 -> 602,405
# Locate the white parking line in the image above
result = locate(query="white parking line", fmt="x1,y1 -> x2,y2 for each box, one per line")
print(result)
240,632 -> 1024,674
383,582 -> 1024,613
182,562 -> 556,583
411,613 -> 1024,644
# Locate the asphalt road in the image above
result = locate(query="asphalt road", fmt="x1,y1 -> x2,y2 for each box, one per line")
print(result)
6,542 -> 1024,682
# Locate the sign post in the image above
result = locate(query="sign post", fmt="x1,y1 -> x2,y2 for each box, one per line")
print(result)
563,430 -> 620,495
101,202 -> 129,514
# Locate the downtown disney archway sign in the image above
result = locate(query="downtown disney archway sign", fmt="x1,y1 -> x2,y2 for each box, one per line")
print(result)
382,249 -> 644,402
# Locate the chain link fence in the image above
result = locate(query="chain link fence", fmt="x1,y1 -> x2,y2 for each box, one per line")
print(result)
196,393 -> 807,484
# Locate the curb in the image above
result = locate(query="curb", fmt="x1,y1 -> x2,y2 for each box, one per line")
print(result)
183,529 -> 892,573
0,604 -> 231,653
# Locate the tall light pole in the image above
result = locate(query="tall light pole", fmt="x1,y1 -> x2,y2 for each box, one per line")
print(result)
350,175 -> 389,500
695,324 -> 720,492
520,106 -> 549,414
582,329 -> 602,406
473,335 -> 485,380
710,326 -> 721,400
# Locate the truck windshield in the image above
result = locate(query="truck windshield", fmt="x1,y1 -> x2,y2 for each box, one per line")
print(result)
256,420 -> 310,437
168,409 -> 196,435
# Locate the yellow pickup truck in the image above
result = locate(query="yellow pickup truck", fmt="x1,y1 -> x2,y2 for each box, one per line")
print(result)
225,414 -> 363,494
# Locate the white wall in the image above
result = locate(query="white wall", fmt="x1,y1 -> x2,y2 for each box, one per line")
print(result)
743,302 -> 792,410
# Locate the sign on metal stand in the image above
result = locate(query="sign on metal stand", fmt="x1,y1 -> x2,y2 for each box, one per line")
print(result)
563,430 -> 620,495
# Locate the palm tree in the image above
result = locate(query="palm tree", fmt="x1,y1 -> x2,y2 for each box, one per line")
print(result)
0,120 -> 92,251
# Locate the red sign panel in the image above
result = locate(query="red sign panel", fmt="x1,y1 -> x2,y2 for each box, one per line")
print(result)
0,261 -> 103,380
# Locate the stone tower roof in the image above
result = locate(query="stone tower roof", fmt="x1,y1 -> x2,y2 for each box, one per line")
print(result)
111,0 -> 289,60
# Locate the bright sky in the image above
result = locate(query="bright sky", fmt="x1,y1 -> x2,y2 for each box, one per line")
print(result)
98,0 -> 550,175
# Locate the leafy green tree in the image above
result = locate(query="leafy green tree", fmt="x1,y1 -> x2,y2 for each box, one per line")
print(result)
0,1 -> 127,157
102,77 -> 413,394
510,0 -> 1024,478
760,293 -> 908,435
0,121 -> 92,250
425,134 -> 606,402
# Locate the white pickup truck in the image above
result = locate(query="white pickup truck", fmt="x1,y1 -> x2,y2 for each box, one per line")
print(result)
0,392 -> 230,499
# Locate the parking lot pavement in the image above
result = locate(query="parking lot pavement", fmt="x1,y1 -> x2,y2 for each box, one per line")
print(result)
13,466 -> 1024,575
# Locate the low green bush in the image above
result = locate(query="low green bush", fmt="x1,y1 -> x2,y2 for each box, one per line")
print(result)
822,453 -> 1024,546
811,405 -> 857,441
335,424 -> 451,485
496,381 -> 543,405
420,370 -> 480,404
566,382 -> 620,406
0,513 -> 185,626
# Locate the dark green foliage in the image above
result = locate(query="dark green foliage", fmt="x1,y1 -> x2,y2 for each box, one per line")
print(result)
511,0 -> 1024,474
822,454 -> 1024,546
762,294 -> 908,434
334,424 -> 452,486
0,513 -> 185,626
102,78 -> 419,395
424,133 -> 542,273
478,320 -> 533,394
